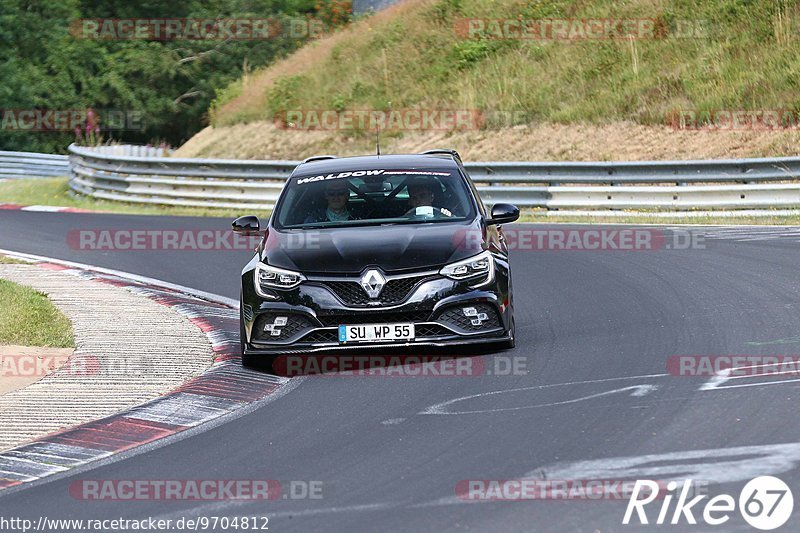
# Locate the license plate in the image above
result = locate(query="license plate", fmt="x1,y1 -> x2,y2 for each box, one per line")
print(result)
338,323 -> 415,343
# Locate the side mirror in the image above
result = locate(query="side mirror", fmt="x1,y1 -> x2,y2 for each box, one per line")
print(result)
232,215 -> 260,234
487,204 -> 519,225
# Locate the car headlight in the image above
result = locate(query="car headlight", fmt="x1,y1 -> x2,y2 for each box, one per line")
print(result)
254,262 -> 305,295
439,250 -> 494,286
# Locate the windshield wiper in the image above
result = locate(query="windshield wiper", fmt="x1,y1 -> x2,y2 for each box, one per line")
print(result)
291,223 -> 332,229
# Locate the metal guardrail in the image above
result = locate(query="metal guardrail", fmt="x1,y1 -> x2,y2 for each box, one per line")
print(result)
54,144 -> 800,211
68,144 -> 293,209
0,151 -> 69,180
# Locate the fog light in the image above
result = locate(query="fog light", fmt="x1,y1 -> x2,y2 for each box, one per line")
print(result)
464,308 -> 488,327
263,315 -> 288,336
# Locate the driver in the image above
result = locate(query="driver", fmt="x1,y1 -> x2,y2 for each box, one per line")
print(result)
406,177 -> 452,217
305,179 -> 356,223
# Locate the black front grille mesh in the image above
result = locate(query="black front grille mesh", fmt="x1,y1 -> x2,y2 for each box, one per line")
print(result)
300,329 -> 339,343
320,274 -> 434,306
318,310 -> 432,327
253,305 -> 500,345
415,324 -> 451,337
323,281 -> 370,305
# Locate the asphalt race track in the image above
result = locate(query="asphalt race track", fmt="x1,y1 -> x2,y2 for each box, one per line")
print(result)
2,210 -> 800,531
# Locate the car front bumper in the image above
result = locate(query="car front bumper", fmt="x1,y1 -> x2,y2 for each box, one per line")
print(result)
240,256 -> 513,357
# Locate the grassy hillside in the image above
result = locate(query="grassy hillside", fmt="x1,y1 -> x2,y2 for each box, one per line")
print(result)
177,0 -> 800,159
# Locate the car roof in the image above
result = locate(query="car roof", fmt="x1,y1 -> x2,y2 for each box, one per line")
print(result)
291,154 -> 459,177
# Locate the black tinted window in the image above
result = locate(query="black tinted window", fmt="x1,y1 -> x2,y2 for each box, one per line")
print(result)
274,169 -> 475,228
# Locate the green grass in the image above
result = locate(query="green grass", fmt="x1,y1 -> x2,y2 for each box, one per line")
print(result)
0,178 -> 253,219
212,0 -> 800,131
0,278 -> 74,348
0,256 -> 28,264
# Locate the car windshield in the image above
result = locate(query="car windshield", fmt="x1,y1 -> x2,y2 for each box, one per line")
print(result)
274,168 -> 476,229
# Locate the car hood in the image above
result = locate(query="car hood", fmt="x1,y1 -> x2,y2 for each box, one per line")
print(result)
262,219 -> 486,274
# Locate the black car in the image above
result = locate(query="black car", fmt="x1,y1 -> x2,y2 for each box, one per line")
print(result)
232,149 -> 519,367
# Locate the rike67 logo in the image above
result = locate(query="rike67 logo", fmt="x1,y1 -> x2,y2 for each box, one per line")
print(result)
624,476 -> 793,530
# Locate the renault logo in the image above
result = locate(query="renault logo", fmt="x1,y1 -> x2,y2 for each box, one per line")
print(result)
360,269 -> 386,299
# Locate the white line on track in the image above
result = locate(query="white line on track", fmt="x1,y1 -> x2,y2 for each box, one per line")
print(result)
701,363 -> 800,391
152,440 -> 800,521
420,374 -> 666,415
0,247 -> 238,307
19,205 -> 70,212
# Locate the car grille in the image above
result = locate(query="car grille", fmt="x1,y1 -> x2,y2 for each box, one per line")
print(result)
317,310 -> 432,327
320,274 -> 436,306
253,312 -> 314,342
415,324 -> 451,337
300,329 -> 339,343
437,304 -> 501,332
